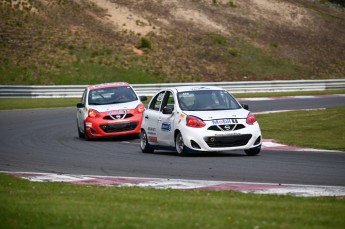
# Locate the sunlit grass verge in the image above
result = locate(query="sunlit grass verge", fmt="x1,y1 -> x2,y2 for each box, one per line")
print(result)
0,90 -> 344,110
257,107 -> 345,151
0,64 -> 163,85
0,98 -> 80,110
233,89 -> 345,98
0,174 -> 344,229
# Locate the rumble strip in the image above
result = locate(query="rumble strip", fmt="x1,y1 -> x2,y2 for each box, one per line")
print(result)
2,171 -> 345,197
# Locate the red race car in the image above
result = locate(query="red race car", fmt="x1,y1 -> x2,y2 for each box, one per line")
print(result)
76,82 -> 147,140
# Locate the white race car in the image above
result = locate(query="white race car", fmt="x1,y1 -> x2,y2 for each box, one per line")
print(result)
140,86 -> 262,156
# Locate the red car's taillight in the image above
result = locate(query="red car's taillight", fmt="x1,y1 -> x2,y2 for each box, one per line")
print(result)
135,104 -> 145,113
186,116 -> 206,128
246,113 -> 257,125
88,109 -> 99,118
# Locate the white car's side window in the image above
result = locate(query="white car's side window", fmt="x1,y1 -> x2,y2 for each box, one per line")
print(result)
161,91 -> 175,112
149,91 -> 166,111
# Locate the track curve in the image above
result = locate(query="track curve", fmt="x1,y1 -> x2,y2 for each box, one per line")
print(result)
0,96 -> 345,186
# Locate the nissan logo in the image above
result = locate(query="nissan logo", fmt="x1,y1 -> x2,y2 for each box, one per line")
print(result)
224,125 -> 231,131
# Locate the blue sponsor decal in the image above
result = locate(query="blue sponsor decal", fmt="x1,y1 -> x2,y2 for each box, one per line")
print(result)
161,123 -> 171,132
212,119 -> 234,125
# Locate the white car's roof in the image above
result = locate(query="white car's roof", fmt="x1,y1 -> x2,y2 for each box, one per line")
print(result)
165,86 -> 225,93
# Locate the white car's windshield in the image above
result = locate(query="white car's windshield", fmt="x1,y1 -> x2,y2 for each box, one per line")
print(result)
88,86 -> 138,105
177,90 -> 241,111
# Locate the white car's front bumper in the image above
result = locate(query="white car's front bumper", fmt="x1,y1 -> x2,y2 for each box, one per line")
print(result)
180,121 -> 262,152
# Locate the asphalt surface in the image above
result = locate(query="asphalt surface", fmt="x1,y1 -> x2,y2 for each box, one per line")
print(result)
0,96 -> 345,186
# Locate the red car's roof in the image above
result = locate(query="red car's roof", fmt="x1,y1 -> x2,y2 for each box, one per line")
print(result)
88,82 -> 130,90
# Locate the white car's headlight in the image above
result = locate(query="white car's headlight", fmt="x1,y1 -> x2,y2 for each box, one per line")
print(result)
186,116 -> 206,128
246,113 -> 257,125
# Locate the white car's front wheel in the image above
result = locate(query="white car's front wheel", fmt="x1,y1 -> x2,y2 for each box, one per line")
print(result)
244,145 -> 261,156
175,132 -> 187,156
140,130 -> 154,153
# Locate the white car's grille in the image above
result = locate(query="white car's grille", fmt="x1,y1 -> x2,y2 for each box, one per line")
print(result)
207,124 -> 245,131
204,134 -> 252,148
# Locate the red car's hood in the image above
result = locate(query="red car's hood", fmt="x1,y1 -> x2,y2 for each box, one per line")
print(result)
88,101 -> 141,112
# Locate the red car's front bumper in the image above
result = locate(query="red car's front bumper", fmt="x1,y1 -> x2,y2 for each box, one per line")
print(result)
84,112 -> 143,138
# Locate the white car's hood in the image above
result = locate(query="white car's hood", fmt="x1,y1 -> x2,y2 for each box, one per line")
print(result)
183,109 -> 249,120
88,100 -> 141,112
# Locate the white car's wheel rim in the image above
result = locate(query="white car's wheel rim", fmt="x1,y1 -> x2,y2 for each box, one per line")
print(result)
141,131 -> 147,150
176,133 -> 184,154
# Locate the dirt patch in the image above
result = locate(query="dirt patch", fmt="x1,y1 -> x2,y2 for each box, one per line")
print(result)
88,0 -> 159,35
0,0 -> 344,84
250,0 -> 312,28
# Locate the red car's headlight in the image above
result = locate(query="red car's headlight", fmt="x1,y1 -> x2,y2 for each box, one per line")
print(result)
135,104 -> 145,113
186,116 -> 206,128
88,109 -> 99,118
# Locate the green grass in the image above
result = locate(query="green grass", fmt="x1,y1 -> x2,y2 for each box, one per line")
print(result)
228,42 -> 304,79
0,98 -> 80,110
0,63 -> 163,85
233,89 -> 345,98
1,173 -> 344,229
257,107 -> 345,151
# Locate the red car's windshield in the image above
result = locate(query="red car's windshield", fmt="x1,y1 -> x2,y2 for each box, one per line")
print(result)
88,86 -> 138,105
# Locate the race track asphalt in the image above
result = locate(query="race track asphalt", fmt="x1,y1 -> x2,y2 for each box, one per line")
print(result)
0,96 -> 344,186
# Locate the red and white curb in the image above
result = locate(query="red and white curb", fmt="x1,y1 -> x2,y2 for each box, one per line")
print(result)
2,171 -> 345,197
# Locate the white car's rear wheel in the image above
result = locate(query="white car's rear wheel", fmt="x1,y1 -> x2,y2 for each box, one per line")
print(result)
175,132 -> 187,156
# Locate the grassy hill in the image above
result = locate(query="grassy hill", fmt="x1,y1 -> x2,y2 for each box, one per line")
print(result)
0,0 -> 344,85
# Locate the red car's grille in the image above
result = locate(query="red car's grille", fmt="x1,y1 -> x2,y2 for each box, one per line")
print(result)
103,113 -> 134,120
204,134 -> 252,148
100,122 -> 138,133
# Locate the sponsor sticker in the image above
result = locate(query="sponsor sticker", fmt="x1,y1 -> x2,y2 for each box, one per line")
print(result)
214,133 -> 241,136
161,123 -> 171,132
148,127 -> 156,131
148,136 -> 158,143
212,119 -> 234,125
190,87 -> 211,91
108,110 -> 126,115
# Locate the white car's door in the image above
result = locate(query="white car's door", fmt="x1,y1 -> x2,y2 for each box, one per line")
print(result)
156,91 -> 176,146
144,91 -> 166,145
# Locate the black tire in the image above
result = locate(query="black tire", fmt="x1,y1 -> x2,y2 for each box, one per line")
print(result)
244,146 -> 261,156
84,123 -> 91,141
140,129 -> 154,153
77,121 -> 85,138
175,132 -> 187,156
